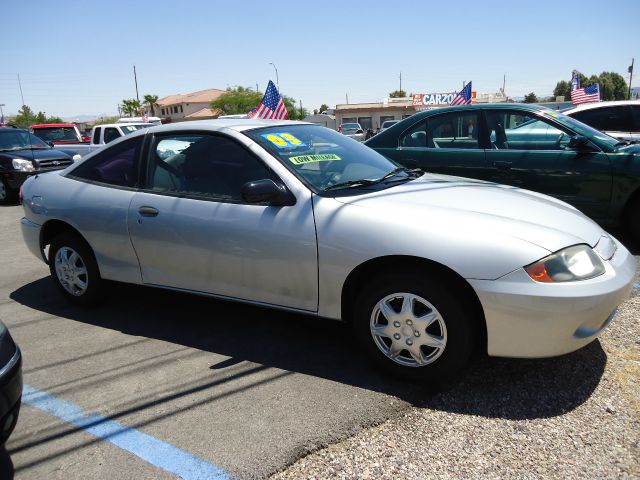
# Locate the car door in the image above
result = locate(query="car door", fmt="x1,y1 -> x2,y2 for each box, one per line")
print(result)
483,109 -> 612,220
381,110 -> 490,181
127,131 -> 318,312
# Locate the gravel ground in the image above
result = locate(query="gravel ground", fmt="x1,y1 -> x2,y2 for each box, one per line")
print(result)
272,260 -> 640,480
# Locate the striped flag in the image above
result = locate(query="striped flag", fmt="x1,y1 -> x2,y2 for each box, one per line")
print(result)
571,84 -> 600,105
451,82 -> 472,106
248,80 -> 288,119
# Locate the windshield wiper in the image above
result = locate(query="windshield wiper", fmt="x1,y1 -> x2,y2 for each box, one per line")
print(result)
324,167 -> 422,191
0,146 -> 28,152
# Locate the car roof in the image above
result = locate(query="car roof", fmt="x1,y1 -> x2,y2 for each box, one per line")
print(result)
562,100 -> 640,114
147,119 -> 310,134
31,123 -> 76,128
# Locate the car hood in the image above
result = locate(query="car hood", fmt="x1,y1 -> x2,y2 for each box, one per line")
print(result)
9,148 -> 71,161
332,174 -> 604,252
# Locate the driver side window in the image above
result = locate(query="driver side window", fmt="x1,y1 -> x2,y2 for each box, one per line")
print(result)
146,133 -> 275,203
485,111 -> 571,151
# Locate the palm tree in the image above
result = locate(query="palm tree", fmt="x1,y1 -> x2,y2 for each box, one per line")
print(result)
121,99 -> 142,117
143,94 -> 159,116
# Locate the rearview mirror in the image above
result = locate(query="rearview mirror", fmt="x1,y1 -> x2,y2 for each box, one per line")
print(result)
241,179 -> 295,206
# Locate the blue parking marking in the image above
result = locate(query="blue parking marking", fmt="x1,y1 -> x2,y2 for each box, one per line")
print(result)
22,384 -> 230,480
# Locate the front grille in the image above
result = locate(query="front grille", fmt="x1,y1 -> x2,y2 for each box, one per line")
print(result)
36,158 -> 73,170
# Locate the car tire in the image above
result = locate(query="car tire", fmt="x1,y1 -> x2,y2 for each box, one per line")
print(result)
624,194 -> 640,246
0,179 -> 16,205
49,233 -> 104,305
353,273 -> 476,382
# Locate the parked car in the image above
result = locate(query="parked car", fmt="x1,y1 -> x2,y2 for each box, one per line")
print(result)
380,120 -> 400,132
0,127 -> 76,204
30,123 -> 89,145
20,120 -> 635,380
51,122 -> 154,158
563,100 -> 640,142
338,122 -> 365,142
366,103 -> 640,242
0,320 -> 22,447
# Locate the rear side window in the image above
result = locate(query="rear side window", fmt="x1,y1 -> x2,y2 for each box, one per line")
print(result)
104,127 -> 121,144
571,106 -> 633,132
70,136 -> 143,188
92,127 -> 101,144
631,106 -> 640,132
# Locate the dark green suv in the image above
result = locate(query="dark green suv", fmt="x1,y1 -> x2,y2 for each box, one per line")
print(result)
365,103 -> 640,241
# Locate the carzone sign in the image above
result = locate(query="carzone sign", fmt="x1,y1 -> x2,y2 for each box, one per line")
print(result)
412,91 -> 477,106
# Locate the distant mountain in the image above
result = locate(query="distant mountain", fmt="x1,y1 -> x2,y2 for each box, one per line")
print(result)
61,113 -> 115,122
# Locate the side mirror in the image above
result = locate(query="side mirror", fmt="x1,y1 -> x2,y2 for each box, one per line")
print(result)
72,154 -> 82,163
241,179 -> 295,206
48,141 -> 55,148
568,135 -> 591,150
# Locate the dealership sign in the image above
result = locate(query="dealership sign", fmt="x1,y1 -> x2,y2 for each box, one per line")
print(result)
412,91 -> 477,106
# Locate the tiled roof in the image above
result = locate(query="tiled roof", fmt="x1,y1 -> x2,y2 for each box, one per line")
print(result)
158,88 -> 225,107
184,107 -> 222,119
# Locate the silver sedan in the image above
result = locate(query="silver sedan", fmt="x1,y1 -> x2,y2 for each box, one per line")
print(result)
19,120 -> 636,381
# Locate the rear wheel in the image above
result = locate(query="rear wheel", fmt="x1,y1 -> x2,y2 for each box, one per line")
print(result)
353,273 -> 476,381
49,233 -> 104,305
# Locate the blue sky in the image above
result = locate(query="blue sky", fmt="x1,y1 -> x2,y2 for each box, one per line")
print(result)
1,0 -> 638,119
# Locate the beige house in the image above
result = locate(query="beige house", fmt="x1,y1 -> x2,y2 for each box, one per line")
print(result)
144,88 -> 226,122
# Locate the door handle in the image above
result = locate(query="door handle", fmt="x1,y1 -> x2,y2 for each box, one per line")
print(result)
138,206 -> 159,217
493,161 -> 512,170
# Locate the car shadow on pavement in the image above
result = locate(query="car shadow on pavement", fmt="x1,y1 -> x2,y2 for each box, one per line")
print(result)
11,277 -> 607,420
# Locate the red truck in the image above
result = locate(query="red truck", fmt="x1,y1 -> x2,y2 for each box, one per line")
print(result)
30,123 -> 89,145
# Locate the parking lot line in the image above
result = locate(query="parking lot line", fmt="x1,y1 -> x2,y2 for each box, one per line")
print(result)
22,384 -> 230,480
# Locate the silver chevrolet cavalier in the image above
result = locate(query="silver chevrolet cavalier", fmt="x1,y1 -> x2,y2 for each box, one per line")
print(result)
19,120 -> 636,380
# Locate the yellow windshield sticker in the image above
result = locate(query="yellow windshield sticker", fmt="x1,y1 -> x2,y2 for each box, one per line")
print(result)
539,110 -> 559,118
261,132 -> 307,149
288,154 -> 341,165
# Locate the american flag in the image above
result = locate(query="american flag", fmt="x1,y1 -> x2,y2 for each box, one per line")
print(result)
248,80 -> 288,119
571,84 -> 600,105
451,82 -> 472,106
143,112 -> 149,122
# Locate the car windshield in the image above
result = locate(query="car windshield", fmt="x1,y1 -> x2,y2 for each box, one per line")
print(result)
534,109 -> 619,147
32,127 -> 78,142
245,124 -> 418,193
342,123 -> 360,130
120,124 -> 151,135
0,129 -> 50,151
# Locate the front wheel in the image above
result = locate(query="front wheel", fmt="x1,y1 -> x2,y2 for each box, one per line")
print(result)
353,274 -> 476,381
49,233 -> 104,305
0,179 -> 16,205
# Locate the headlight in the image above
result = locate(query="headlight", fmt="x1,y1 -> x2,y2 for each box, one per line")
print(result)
525,244 -> 605,283
12,158 -> 34,172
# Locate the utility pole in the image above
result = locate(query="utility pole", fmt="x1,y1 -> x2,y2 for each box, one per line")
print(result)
628,58 -> 634,99
133,65 -> 139,102
399,71 -> 402,93
346,93 -> 349,104
299,99 -> 303,118
502,74 -> 506,94
0,104 -> 5,124
17,74 -> 25,106
269,62 -> 279,89
256,82 -> 259,92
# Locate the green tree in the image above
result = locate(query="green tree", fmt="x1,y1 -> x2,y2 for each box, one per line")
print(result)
389,90 -> 407,98
553,80 -> 570,99
9,105 -> 63,128
282,96 -> 308,120
598,72 -> 628,100
523,92 -> 539,103
143,94 -> 159,116
319,103 -> 329,113
94,116 -> 119,125
211,86 -> 263,115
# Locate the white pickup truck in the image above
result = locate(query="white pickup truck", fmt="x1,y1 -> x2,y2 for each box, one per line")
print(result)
53,123 -> 153,157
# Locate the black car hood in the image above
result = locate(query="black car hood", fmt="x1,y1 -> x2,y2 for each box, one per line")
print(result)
8,148 -> 71,161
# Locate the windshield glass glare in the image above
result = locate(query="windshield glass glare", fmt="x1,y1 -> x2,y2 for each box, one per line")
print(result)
245,125 -> 405,192
0,129 -> 50,151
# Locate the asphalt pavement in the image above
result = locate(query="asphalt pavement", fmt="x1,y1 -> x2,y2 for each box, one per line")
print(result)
1,202 -> 637,479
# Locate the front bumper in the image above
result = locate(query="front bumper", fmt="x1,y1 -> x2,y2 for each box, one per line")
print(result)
0,347 -> 22,445
2,167 -> 67,190
469,238 -> 636,358
21,217 -> 45,263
